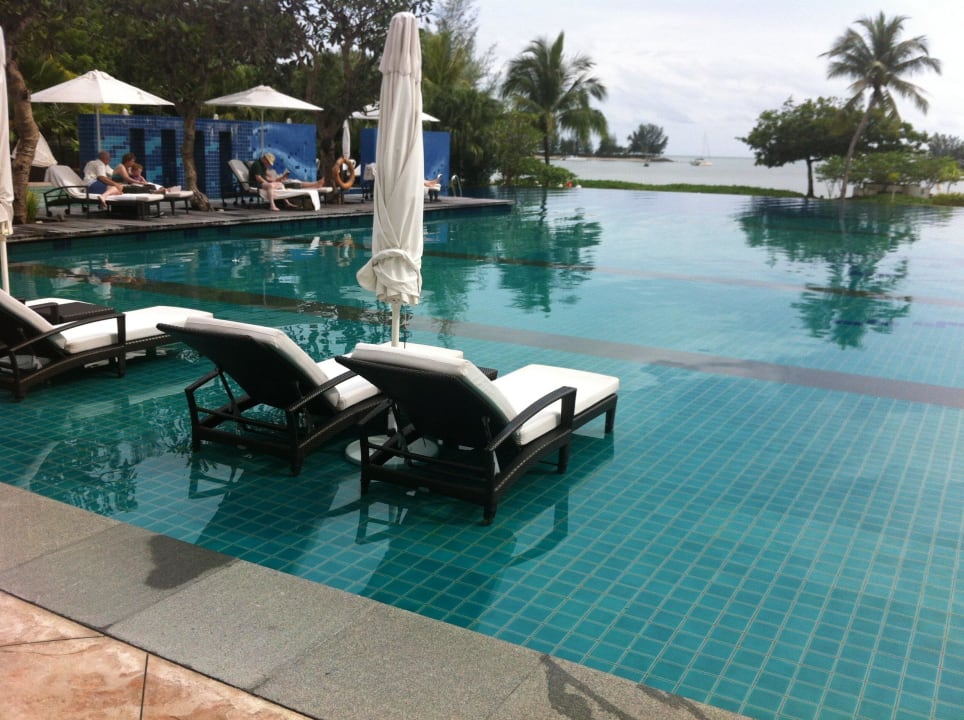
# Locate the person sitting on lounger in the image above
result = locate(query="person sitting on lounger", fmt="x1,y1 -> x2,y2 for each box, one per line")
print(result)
251,152 -> 329,211
250,152 -> 293,211
127,162 -> 169,194
112,152 -> 138,185
82,150 -> 124,206
128,162 -> 149,184
112,153 -> 164,194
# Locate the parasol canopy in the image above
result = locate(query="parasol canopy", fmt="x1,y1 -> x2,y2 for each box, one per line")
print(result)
0,28 -> 15,291
355,12 -> 425,346
31,70 -> 173,152
205,85 -> 323,152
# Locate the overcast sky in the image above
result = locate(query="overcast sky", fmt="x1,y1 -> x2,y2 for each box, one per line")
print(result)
472,1 -> 964,157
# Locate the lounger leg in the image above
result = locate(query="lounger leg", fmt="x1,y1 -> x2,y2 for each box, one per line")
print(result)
557,442 -> 571,473
605,406 -> 616,433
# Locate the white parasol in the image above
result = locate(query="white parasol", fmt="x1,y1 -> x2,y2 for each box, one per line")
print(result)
13,131 -> 57,168
31,70 -> 173,152
0,28 -> 14,292
205,85 -> 323,152
341,119 -> 351,160
356,12 -> 424,346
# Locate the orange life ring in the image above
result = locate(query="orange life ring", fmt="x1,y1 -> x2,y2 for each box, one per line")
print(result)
334,158 -> 355,190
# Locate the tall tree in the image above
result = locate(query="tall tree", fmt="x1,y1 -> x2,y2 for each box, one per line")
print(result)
740,97 -> 863,198
294,0 -> 432,173
627,123 -> 668,157
122,0 -> 306,208
422,0 -> 500,185
1,0 -> 89,223
822,12 -> 941,199
501,32 -> 607,165
929,133 -> 964,167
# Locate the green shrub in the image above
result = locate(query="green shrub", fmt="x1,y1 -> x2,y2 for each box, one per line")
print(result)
26,190 -> 39,223
932,193 -> 964,207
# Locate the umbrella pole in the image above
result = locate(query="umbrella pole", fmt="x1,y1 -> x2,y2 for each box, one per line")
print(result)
96,110 -> 102,151
1,239 -> 8,292
390,302 -> 401,347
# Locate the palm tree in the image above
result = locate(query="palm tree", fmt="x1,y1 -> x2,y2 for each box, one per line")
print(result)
501,32 -> 608,165
822,12 -> 941,199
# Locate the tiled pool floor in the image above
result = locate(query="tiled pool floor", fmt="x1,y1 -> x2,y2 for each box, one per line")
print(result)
3,191 -> 964,720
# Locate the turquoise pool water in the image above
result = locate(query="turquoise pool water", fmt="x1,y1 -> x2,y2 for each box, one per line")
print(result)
4,189 -> 964,720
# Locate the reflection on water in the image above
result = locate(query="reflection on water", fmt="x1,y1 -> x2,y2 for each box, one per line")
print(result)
8,191 -> 964,719
737,198 -> 955,348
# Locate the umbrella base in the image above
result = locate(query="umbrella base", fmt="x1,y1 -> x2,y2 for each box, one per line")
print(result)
344,435 -> 438,466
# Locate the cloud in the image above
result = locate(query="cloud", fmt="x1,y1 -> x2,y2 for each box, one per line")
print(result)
474,0 -> 964,156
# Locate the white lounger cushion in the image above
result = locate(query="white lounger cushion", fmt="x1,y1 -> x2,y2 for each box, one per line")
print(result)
44,165 -> 100,201
3,292 -> 55,335
494,364 -> 619,443
182,316 -> 380,411
262,187 -> 321,210
54,306 -> 214,353
107,193 -> 166,204
349,344 -> 619,444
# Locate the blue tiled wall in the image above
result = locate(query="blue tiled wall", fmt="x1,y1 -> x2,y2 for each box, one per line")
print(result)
78,114 -> 318,199
359,129 -> 451,194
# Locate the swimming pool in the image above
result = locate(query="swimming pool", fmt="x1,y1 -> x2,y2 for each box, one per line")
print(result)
4,189 -> 963,720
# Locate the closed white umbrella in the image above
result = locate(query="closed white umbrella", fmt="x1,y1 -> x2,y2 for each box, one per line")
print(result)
31,70 -> 173,151
341,118 -> 352,163
205,85 -> 323,152
356,12 -> 424,346
0,28 -> 14,292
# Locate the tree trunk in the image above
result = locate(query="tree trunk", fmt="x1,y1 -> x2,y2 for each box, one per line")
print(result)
178,110 -> 211,211
8,57 -> 40,224
840,101 -> 874,200
806,157 -> 814,198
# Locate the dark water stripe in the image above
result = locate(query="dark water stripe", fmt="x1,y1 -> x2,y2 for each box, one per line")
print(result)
410,316 -> 964,410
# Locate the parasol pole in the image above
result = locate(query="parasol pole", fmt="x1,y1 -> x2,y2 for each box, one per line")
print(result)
390,302 -> 401,346
0,235 -> 8,292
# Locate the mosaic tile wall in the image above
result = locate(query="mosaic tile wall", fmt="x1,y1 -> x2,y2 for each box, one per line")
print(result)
77,116 -> 453,200
78,114 -> 317,199
359,128 -> 451,187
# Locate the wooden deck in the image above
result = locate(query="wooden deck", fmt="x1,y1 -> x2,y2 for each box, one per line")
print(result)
10,192 -> 512,245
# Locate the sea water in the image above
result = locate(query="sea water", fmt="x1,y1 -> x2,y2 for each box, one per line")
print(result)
556,156 -> 816,196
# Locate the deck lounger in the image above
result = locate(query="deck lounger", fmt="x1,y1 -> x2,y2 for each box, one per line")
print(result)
425,174 -> 442,201
0,290 -> 213,400
336,343 -> 619,523
43,165 -> 170,218
224,159 -> 330,211
155,317 -> 386,474
42,165 -> 105,216
106,193 -> 166,219
157,187 -> 193,215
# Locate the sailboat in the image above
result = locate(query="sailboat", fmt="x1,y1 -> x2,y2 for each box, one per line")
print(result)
691,134 -> 712,166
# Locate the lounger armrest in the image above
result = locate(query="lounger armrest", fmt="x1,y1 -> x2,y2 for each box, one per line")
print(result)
6,312 -> 127,353
184,367 -> 222,394
280,369 -> 362,414
484,385 -> 577,451
43,184 -> 91,199
358,397 -> 393,426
